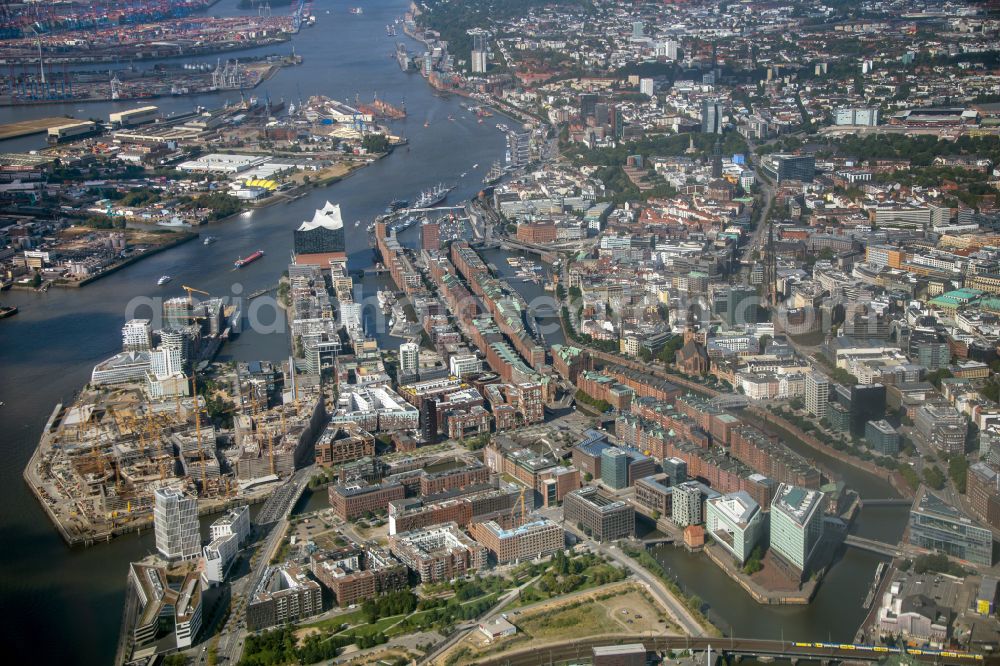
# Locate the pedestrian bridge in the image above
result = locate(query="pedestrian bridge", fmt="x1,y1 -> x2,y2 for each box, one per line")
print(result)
843,534 -> 903,557
861,498 -> 913,507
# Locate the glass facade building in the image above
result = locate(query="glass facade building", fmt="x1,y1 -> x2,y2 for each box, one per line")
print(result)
909,488 -> 993,566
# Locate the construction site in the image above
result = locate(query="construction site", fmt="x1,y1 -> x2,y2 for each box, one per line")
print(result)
23,361 -> 326,547
0,54 -> 302,106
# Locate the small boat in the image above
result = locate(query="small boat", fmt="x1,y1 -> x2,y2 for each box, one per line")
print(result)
349,7 -> 363,14
423,121 -> 429,128
241,210 -> 253,218
157,276 -> 172,285
0,305 -> 17,320
203,236 -> 217,245
472,163 -> 479,169
355,220 -> 361,227
385,198 -> 409,213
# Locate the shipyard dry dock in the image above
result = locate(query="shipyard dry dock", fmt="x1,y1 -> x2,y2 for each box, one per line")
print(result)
0,116 -> 73,140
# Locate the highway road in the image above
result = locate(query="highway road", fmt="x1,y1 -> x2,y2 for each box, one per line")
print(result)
558,522 -> 707,638
210,466 -> 315,664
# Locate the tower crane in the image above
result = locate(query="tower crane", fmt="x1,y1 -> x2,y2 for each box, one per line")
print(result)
192,373 -> 208,492
181,285 -> 209,305
511,485 -> 527,528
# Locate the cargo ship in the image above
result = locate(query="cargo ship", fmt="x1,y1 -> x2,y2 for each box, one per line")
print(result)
414,183 -> 453,208
234,250 -> 264,268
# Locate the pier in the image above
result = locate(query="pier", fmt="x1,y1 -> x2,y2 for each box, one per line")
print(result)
247,285 -> 277,300
0,116 -> 73,140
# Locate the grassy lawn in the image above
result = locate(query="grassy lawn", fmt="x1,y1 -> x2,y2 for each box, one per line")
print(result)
387,592 -> 499,637
355,614 -> 406,637
451,585 -> 670,664
507,556 -> 625,608
520,602 -> 622,639
301,608 -> 365,632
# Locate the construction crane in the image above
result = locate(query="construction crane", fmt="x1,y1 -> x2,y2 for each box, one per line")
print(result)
267,426 -> 276,477
511,485 -> 527,528
182,285 -> 209,305
192,373 -> 208,492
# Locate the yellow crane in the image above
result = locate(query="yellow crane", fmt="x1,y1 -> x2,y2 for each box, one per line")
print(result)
511,485 -> 527,528
192,373 -> 208,492
267,426 -> 276,477
181,285 -> 209,305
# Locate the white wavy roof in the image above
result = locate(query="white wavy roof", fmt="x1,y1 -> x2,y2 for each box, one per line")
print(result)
297,201 -> 343,231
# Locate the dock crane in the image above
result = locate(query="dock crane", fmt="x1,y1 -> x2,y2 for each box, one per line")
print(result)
182,285 -> 209,305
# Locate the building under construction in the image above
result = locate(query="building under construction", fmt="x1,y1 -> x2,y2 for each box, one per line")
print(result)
24,355 -> 325,546
224,361 -> 326,481
24,385 -> 225,545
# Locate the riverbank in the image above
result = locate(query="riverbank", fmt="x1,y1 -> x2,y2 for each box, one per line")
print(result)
23,408 -> 271,548
0,59 -> 294,108
702,542 -> 817,605
3,34 -> 294,67
53,231 -> 199,288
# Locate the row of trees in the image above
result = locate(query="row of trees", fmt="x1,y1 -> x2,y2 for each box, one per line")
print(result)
361,589 -> 418,625
239,626 -> 376,666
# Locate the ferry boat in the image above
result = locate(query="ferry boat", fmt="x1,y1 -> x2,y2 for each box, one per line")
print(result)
234,250 -> 265,268
203,236 -> 217,245
157,275 -> 172,285
157,217 -> 189,228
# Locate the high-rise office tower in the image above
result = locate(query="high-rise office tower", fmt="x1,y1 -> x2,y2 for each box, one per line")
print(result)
702,99 -> 723,134
163,297 -> 192,330
805,372 -> 829,418
471,30 -> 488,73
399,342 -> 420,375
154,487 -> 200,560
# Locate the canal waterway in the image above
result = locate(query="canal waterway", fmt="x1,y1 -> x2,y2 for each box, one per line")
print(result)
0,0 -> 908,661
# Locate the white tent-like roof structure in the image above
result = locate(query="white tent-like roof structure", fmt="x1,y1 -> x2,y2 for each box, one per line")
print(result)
297,201 -> 343,231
